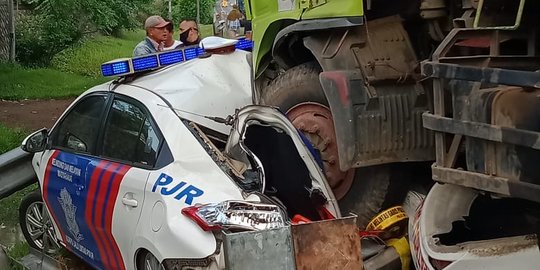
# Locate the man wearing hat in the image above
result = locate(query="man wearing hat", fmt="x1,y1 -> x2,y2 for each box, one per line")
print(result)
133,15 -> 171,56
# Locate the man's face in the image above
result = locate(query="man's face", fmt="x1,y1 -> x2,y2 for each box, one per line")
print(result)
179,21 -> 199,43
165,28 -> 174,42
148,26 -> 168,42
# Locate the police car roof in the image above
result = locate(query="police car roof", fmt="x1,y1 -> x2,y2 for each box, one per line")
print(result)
89,49 -> 253,135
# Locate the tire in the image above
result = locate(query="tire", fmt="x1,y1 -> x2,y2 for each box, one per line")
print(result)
260,63 -> 406,228
339,164 -> 409,229
260,62 -> 327,110
137,250 -> 165,270
19,190 -> 61,254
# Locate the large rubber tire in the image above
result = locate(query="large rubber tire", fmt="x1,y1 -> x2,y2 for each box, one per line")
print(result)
260,63 -> 405,228
261,63 -> 327,109
339,164 -> 409,229
19,190 -> 61,254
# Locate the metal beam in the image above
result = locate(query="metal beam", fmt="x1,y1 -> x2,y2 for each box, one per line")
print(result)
422,61 -> 540,89
0,147 -> 36,199
423,113 -> 540,150
432,165 -> 540,203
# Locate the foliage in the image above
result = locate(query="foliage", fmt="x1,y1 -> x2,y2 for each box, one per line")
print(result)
52,30 -> 146,77
7,241 -> 30,270
0,64 -> 107,100
170,0 -> 215,25
15,0 -> 153,65
23,0 -> 153,33
0,124 -> 26,155
15,12 -> 82,66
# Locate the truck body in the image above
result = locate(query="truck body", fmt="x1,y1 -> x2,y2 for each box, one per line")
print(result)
245,0 -> 475,226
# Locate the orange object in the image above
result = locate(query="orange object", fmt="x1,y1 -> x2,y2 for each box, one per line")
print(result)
292,214 -> 312,224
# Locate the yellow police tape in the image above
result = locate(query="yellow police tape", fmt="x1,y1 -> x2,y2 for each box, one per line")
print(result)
387,236 -> 411,270
366,206 -> 408,232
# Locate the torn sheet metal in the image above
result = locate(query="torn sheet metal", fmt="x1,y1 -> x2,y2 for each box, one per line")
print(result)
223,216 -> 361,270
224,227 -> 295,270
292,216 -> 361,270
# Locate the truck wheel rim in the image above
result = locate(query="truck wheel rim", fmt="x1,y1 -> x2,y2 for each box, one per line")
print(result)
25,201 -> 60,253
287,102 -> 354,199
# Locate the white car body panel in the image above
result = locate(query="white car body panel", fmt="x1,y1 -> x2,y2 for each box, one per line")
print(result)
126,50 -> 253,135
28,49 -> 337,270
411,183 -> 540,270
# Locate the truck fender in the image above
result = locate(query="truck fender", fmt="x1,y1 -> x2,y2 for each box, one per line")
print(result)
271,17 -> 364,70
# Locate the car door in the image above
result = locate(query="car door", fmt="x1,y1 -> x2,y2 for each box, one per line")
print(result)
37,93 -> 112,269
97,95 -> 165,269
37,93 -> 161,270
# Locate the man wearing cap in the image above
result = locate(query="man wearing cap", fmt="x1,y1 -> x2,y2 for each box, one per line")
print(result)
133,15 -> 171,56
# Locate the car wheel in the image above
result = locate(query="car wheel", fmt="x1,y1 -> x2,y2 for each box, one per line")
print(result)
19,190 -> 61,254
261,63 -> 406,228
138,251 -> 165,270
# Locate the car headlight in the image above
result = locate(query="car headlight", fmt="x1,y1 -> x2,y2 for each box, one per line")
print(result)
181,200 -> 287,231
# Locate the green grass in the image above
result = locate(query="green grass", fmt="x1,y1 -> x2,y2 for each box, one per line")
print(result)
7,241 -> 29,269
199,24 -> 214,39
0,124 -> 35,228
51,30 -> 146,77
0,124 -> 34,269
0,124 -> 26,154
0,64 -> 108,100
52,25 -> 214,77
0,184 -> 36,227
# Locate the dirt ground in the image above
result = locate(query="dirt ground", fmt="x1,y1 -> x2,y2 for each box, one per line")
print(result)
0,99 -> 75,131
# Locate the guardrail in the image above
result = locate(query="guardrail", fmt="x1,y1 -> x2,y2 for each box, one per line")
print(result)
0,147 -> 36,199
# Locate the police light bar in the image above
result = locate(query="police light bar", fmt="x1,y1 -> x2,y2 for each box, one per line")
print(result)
101,40 -> 255,77
235,38 -> 254,51
101,59 -> 131,77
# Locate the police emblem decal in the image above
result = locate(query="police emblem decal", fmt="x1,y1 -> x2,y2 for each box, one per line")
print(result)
58,188 -> 84,242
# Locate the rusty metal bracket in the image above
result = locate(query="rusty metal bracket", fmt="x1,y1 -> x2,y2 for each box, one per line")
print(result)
423,113 -> 540,150
432,165 -> 540,203
422,61 -> 540,89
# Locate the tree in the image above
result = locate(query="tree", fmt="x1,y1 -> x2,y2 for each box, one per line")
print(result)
16,0 -> 154,65
170,0 -> 214,25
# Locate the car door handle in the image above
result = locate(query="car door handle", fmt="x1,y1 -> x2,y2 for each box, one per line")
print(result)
122,197 -> 138,207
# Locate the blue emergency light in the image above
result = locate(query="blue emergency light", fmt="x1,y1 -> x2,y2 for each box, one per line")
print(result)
235,38 -> 254,51
132,54 -> 159,72
184,47 -> 205,61
159,50 -> 184,66
101,59 -> 131,77
100,39 -> 255,77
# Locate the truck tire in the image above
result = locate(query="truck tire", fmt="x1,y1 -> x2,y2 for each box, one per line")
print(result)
261,63 -> 404,228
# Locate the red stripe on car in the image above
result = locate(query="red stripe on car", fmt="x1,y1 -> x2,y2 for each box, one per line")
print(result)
85,160 -> 111,269
104,164 -> 131,270
41,151 -> 69,246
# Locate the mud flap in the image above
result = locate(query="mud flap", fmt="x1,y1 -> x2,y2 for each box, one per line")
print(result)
223,216 -> 362,269
319,71 -> 364,171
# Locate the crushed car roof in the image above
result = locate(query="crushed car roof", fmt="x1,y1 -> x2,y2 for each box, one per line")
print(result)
90,50 -> 253,134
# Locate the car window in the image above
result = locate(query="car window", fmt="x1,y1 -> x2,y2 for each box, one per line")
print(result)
101,98 -> 161,166
51,95 -> 106,153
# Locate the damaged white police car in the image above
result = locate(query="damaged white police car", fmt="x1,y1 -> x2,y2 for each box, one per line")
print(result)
19,37 -> 340,270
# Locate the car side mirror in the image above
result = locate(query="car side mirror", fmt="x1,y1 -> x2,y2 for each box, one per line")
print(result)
67,134 -> 87,152
21,128 -> 48,153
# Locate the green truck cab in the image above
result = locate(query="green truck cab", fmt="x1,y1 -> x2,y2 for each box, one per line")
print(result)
245,0 -> 364,74
245,0 -> 476,227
